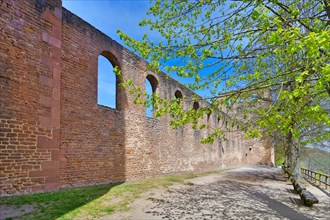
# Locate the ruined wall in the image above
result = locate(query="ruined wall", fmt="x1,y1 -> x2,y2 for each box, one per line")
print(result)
0,0 -> 273,196
1,0 -> 63,194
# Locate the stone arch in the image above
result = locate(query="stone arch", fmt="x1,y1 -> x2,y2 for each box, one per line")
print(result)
174,90 -> 183,99
193,101 -> 199,110
146,74 -> 158,117
174,90 -> 183,104
146,74 -> 158,93
207,111 -> 211,123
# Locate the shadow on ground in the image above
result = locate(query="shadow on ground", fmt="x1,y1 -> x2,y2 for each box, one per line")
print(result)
145,167 -> 329,220
0,182 -> 122,220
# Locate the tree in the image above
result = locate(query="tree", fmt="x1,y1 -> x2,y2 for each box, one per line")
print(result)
117,0 -> 330,174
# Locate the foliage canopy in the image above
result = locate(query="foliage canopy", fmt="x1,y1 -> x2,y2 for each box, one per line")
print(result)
118,0 -> 330,170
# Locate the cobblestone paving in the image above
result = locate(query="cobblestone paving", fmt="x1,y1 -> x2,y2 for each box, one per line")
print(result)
145,167 -> 329,220
106,166 -> 330,220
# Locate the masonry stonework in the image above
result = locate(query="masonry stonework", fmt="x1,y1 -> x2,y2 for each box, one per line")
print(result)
0,0 -> 274,196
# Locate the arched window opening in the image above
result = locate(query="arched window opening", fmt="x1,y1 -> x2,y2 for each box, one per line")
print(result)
193,101 -> 199,110
97,53 -> 119,109
146,74 -> 158,117
217,116 -> 221,125
174,90 -> 183,103
207,112 -> 211,123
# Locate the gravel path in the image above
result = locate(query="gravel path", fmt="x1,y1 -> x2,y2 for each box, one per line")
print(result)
104,166 -> 330,220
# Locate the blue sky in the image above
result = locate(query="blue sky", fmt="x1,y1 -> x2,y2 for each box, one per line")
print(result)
63,0 -> 154,113
62,0 -> 212,115
63,0 -> 153,43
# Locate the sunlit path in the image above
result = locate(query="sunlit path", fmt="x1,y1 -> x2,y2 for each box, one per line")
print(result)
105,166 -> 330,220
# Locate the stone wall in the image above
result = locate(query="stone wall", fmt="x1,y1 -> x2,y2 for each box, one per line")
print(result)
0,0 -> 273,196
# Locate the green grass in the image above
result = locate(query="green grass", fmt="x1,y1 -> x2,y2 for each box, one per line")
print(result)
0,170 -> 225,220
0,183 -> 120,220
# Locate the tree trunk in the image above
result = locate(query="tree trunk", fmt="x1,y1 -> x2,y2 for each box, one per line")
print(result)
284,129 -> 301,177
285,131 -> 293,169
291,141 -> 300,176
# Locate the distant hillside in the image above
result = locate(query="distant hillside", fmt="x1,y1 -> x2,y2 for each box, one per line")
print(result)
300,147 -> 330,175
275,146 -> 330,175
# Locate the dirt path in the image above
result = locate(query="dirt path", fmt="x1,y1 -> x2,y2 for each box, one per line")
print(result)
103,166 -> 330,220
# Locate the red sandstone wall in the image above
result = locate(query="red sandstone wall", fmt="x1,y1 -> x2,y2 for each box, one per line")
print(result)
0,0 -> 273,196
1,0 -> 63,194
60,9 -> 222,184
60,9 -> 127,187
